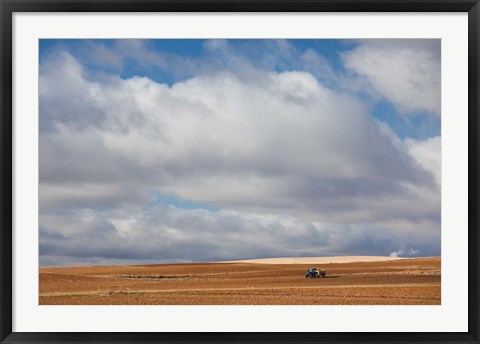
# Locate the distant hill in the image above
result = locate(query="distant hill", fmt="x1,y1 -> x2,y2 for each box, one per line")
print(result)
218,256 -> 408,264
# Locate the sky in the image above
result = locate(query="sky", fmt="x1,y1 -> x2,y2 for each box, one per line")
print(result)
39,39 -> 441,266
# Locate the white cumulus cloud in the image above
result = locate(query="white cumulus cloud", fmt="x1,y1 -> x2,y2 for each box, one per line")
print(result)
342,39 -> 441,115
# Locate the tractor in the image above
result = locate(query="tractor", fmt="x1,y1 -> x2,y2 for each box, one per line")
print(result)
305,267 -> 326,278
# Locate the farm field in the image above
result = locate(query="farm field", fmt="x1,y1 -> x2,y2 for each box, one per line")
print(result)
39,257 -> 440,305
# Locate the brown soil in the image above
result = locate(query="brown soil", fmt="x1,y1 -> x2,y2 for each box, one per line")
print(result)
39,257 -> 440,305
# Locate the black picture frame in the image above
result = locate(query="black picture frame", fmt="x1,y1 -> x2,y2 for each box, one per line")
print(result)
1,1 -> 479,343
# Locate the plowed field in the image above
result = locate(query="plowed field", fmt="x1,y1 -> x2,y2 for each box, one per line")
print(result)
39,257 -> 440,305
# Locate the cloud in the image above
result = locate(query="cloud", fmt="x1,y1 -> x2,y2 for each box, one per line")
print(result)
52,39 -> 340,88
390,248 -> 421,258
39,41 -> 441,266
405,136 -> 441,185
40,206 -> 440,266
341,39 -> 441,115
40,53 -> 435,216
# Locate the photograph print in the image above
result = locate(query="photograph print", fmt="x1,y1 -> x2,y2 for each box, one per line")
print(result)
39,39 -> 441,305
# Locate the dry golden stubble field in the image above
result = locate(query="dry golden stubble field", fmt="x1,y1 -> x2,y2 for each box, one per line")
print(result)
39,257 -> 440,305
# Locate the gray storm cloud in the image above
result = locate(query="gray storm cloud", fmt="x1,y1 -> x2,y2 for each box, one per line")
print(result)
39,40 -> 441,266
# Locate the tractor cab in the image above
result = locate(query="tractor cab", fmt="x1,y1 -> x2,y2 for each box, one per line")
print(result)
305,267 -> 319,278
305,267 -> 326,278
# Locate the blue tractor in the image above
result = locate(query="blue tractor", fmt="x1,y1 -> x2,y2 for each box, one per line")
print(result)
305,267 -> 326,278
